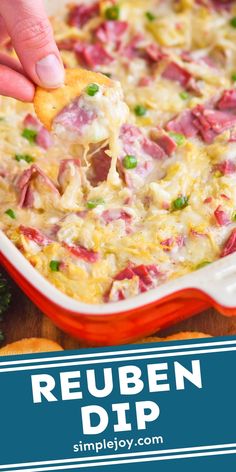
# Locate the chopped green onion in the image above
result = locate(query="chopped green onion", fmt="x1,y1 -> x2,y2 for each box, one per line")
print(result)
22,128 -> 37,143
87,198 -> 105,209
230,16 -> 236,28
15,154 -> 34,163
169,131 -> 186,146
179,91 -> 190,100
172,196 -> 189,211
232,73 -> 236,82
134,105 -> 147,116
49,260 -> 60,272
5,209 -> 16,219
195,260 -> 211,270
105,4 -> 120,20
86,83 -> 99,96
145,11 -> 156,21
123,154 -> 138,169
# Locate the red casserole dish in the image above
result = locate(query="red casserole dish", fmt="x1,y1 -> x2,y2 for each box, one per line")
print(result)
1,1 -> 236,345
1,230 -> 236,346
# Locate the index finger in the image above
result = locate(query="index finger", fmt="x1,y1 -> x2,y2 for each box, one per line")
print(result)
0,0 -> 64,88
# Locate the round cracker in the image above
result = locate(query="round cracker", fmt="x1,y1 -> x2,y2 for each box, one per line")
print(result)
137,332 -> 211,344
0,338 -> 63,356
34,68 -> 112,130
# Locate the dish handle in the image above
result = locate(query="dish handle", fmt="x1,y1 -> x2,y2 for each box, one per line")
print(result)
191,256 -> 236,315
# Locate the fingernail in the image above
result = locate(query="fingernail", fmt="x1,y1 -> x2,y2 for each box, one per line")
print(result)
36,54 -> 64,88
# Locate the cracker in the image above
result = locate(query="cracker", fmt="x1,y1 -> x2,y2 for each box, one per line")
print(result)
34,68 -> 112,130
137,332 -> 211,344
0,338 -> 63,355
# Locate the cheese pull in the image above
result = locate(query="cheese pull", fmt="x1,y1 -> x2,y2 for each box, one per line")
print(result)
34,68 -> 112,131
0,338 -> 63,355
34,68 -> 129,186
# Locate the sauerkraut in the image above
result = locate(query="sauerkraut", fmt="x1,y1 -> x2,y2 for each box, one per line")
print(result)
1,0 -> 236,304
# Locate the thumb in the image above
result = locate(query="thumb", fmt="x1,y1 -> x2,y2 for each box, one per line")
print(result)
0,0 -> 64,89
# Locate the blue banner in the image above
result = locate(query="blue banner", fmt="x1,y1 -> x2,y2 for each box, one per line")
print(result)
0,336 -> 236,471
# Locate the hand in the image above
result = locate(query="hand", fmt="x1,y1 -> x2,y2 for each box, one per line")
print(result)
0,0 -> 65,102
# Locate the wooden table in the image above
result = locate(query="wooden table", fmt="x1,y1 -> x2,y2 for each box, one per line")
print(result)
1,272 -> 236,350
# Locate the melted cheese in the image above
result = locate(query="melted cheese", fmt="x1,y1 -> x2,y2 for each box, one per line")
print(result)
53,81 -> 129,186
